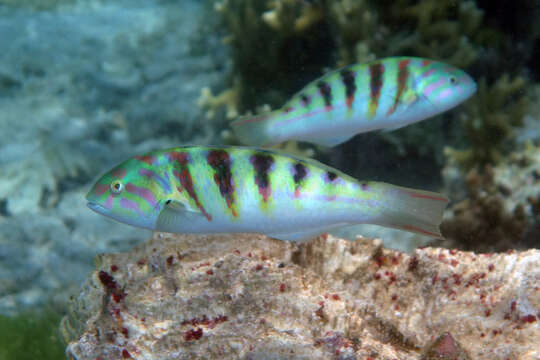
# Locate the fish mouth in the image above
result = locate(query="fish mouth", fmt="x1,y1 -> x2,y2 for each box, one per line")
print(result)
87,201 -> 109,216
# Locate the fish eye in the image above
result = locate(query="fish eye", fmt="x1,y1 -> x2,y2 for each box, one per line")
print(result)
449,76 -> 457,85
110,180 -> 124,194
165,199 -> 172,205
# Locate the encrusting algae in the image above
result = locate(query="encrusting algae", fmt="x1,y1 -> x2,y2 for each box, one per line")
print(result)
62,233 -> 540,359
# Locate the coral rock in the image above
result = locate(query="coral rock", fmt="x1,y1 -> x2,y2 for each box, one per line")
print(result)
63,233 -> 540,359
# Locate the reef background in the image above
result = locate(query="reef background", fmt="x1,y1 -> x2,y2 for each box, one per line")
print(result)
0,0 -> 538,358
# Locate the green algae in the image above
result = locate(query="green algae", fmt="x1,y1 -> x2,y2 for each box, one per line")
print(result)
0,309 -> 65,360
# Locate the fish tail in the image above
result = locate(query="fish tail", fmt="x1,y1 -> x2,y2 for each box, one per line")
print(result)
371,183 -> 449,239
231,110 -> 280,146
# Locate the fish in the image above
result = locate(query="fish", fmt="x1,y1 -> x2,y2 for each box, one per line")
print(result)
231,57 -> 477,147
86,146 -> 448,241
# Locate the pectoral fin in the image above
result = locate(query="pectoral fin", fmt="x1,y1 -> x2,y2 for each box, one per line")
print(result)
155,200 -> 205,233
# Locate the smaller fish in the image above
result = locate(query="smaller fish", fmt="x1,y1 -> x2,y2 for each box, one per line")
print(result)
232,57 -> 476,147
86,146 -> 449,242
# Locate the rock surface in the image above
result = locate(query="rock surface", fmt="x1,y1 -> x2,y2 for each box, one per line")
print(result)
63,233 -> 540,359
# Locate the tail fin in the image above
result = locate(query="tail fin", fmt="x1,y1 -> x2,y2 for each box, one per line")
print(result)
372,183 -> 449,239
231,110 -> 280,146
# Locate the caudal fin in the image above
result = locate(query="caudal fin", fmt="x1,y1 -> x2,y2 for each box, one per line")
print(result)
372,183 -> 449,239
231,110 -> 280,146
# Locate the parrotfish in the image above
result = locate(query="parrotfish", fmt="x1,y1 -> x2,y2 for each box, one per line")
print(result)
232,57 -> 476,147
86,146 -> 448,241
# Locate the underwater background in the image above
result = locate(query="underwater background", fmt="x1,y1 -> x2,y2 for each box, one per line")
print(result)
0,0 -> 538,358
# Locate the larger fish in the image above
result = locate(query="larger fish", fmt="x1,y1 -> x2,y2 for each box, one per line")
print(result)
232,57 -> 476,147
86,146 -> 448,241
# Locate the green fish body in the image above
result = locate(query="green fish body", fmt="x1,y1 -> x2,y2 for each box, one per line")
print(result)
86,146 -> 448,241
232,57 -> 476,147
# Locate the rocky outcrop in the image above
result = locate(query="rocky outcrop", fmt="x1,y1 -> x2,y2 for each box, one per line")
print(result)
63,233 -> 540,359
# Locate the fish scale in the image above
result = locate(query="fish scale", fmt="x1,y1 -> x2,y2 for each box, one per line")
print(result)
87,146 -> 449,242
232,56 -> 476,147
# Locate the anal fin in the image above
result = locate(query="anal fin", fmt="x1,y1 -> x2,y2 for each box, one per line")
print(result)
307,134 -> 354,147
268,223 -> 348,242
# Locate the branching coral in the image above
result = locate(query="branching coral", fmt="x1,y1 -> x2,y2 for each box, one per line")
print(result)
440,143 -> 540,252
214,0 -> 332,112
440,166 -> 527,252
445,75 -> 529,170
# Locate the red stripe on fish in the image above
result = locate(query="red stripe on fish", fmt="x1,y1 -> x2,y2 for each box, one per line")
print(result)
250,153 -> 274,203
368,62 -> 385,117
111,168 -> 127,179
340,68 -> 356,110
207,149 -> 237,217
316,80 -> 333,111
167,151 -> 212,221
406,190 -> 448,202
134,155 -> 156,166
387,59 -> 411,116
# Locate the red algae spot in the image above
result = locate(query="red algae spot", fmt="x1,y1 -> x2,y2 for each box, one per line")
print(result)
374,273 -> 381,280
510,300 -> 517,312
466,273 -> 485,287
98,271 -> 117,290
374,255 -> 385,267
331,294 -> 340,301
521,315 -> 537,323
181,315 -> 228,329
451,274 -> 462,286
122,349 -> 132,358
110,265 -> 118,272
254,264 -> 263,271
121,327 -> 129,338
233,249 -> 241,255
280,283 -> 286,292
136,258 -> 147,266
166,255 -> 174,266
184,328 -> 203,341
424,332 -> 467,359
485,309 -> 491,317
391,294 -> 398,301
408,256 -> 419,271
450,259 -> 458,267
206,269 -> 214,275
488,264 -> 495,272
315,304 -> 325,319
261,255 -> 267,261
98,270 -> 126,303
